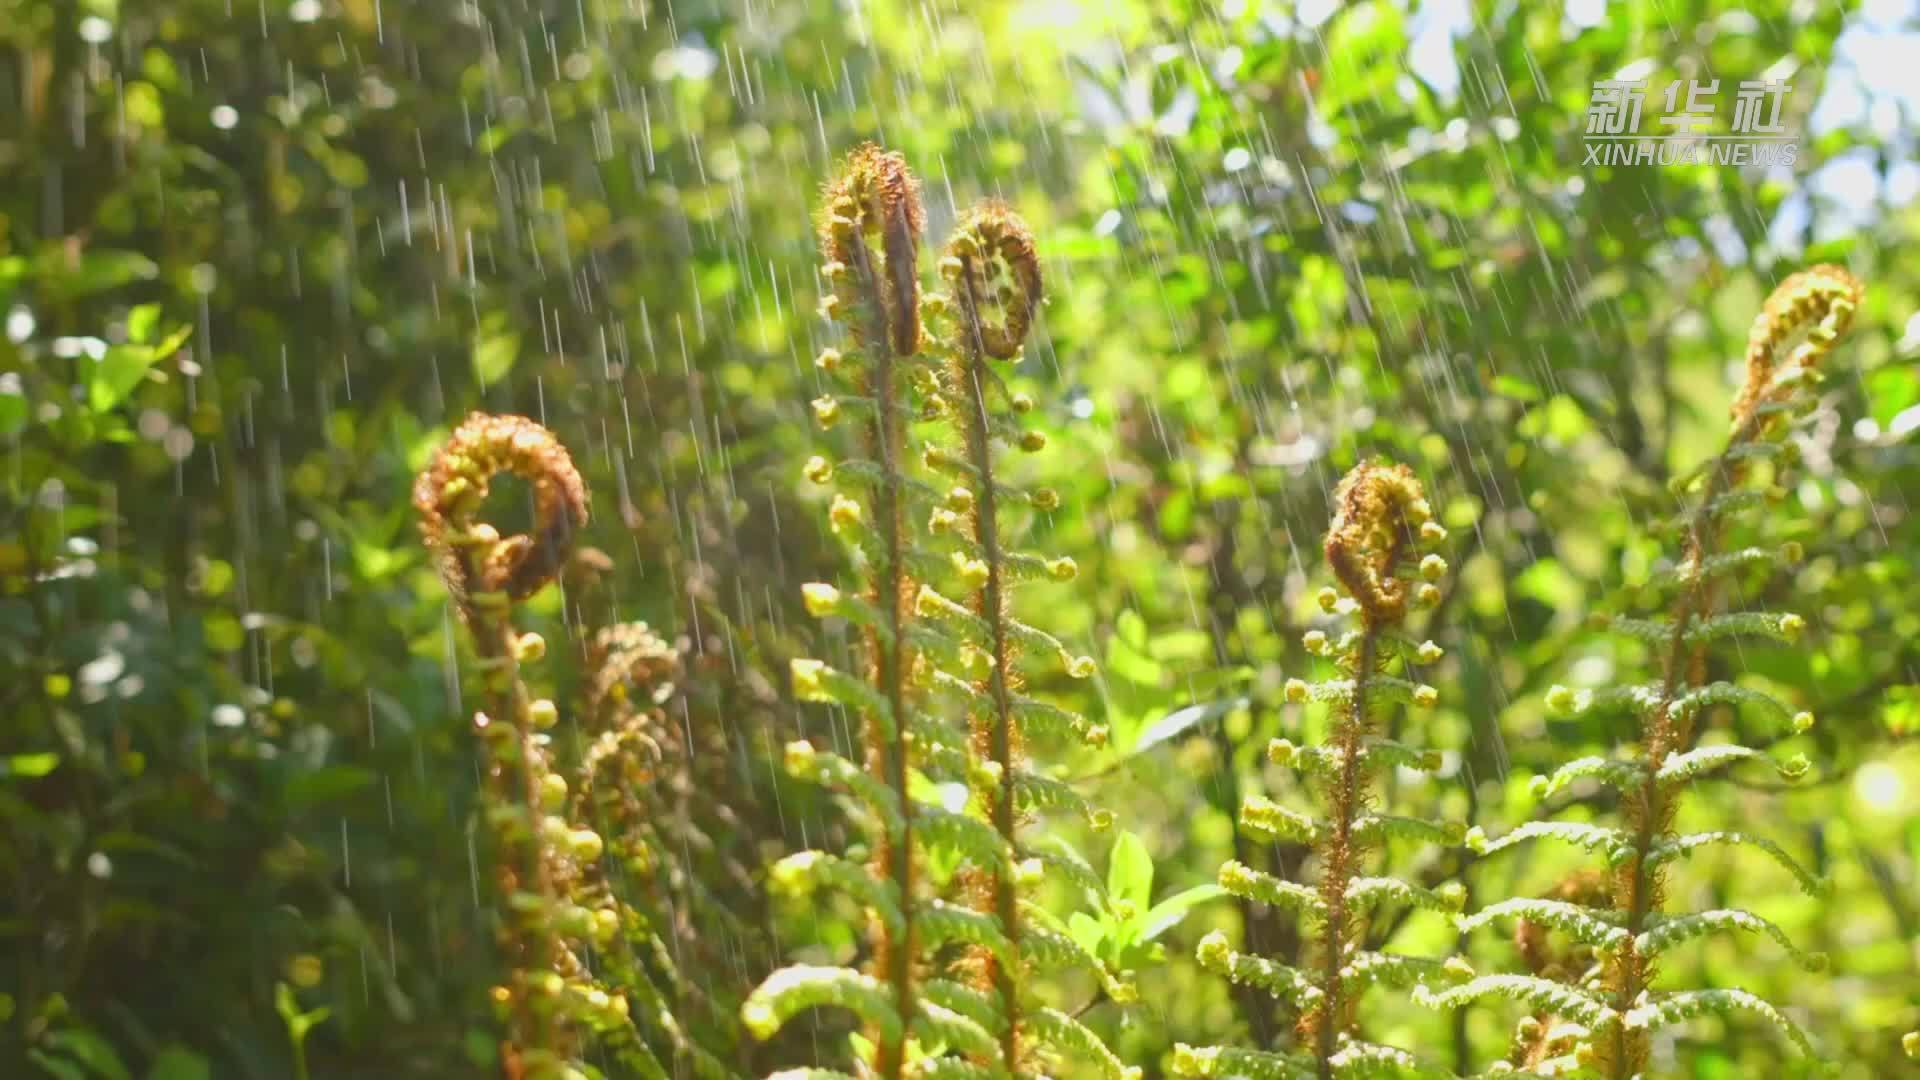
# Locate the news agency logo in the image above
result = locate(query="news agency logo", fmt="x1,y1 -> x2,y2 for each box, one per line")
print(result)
1583,77 -> 1799,167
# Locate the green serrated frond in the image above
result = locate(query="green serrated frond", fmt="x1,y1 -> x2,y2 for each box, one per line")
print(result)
1414,975 -> 1612,1028
1472,820 -> 1632,863
914,585 -> 993,642
1219,859 -> 1327,920
1345,876 -> 1465,916
791,660 -> 895,734
743,965 -> 902,1044
1329,1039 -> 1451,1078
1026,1007 -> 1141,1079
1653,743 -> 1771,786
1020,924 -> 1105,981
1646,831 -> 1826,895
1018,847 -> 1105,903
783,743 -> 906,838
1623,988 -> 1816,1058
1340,951 -> 1459,995
1545,683 -> 1663,720
768,852 -> 904,932
909,1059 -> 998,1080
1014,769 -> 1093,820
1645,546 -> 1779,589
1638,909 -> 1825,970
1700,488 -> 1768,522
1195,930 -> 1323,1006
1683,610 -> 1806,648
1669,681 -> 1795,727
1457,899 -> 1628,952
1269,738 -> 1442,777
1006,694 -> 1104,745
1605,617 -> 1678,646
1354,813 -> 1466,848
1242,794 -> 1324,845
917,898 -> 1012,965
917,808 -> 1011,872
918,978 -> 1006,1037
1530,756 -> 1645,799
914,999 -> 1004,1064
1172,1044 -> 1315,1080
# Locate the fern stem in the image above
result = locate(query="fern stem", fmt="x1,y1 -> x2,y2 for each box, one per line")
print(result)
1611,406 -> 1769,1078
956,251 -> 1025,1072
845,205 -> 918,1080
1315,625 -> 1377,1078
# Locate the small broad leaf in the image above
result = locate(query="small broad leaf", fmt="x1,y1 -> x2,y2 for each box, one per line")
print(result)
88,346 -> 158,413
147,1047 -> 212,1080
41,1029 -> 131,1080
6,752 -> 60,778
1067,911 -> 1107,958
1107,830 -> 1153,912
1132,697 -> 1248,755
472,328 -> 518,385
1140,883 -> 1228,943
126,304 -> 161,344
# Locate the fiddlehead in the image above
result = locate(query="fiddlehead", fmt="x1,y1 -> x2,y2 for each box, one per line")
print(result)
746,143 -> 939,1080
414,414 -> 608,1078
1178,461 -> 1464,1080
1443,267 -> 1863,1077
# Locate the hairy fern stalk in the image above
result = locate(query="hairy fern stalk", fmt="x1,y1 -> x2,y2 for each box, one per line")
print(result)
416,415 -> 736,1080
1426,266 -> 1864,1077
1175,462 -> 1466,1080
743,145 -> 1125,1079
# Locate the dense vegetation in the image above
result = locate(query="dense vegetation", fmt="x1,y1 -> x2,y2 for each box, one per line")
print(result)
3,1 -> 1918,1078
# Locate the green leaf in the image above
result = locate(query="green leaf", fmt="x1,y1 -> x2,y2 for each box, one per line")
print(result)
89,346 -> 158,413
1131,697 -> 1247,754
126,304 -> 161,344
0,379 -> 26,437
472,328 -> 518,385
146,1048 -> 210,1080
1140,884 -> 1228,943
40,1030 -> 130,1080
1490,373 -> 1543,402
5,752 -> 60,778
1107,830 -> 1153,912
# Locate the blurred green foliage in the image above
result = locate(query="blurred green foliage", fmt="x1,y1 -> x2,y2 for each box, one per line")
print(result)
1,0 -> 1916,1077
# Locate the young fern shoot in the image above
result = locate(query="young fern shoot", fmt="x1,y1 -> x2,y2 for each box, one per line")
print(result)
1425,266 -> 1864,1077
743,143 -> 935,1080
415,414 -> 647,1079
746,149 -> 1126,1079
1177,462 -> 1465,1080
924,201 -> 1130,1076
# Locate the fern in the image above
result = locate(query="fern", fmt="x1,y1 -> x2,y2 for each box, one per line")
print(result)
746,146 -> 1124,1079
1179,462 -> 1463,1080
1439,266 -> 1862,1077
416,413 -> 682,1079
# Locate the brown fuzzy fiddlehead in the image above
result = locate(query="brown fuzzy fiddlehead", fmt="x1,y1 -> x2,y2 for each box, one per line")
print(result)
1178,461 -> 1460,1080
415,414 -> 595,1078
820,142 -> 925,357
940,200 -> 1042,361
414,412 -> 590,612
1323,462 -> 1444,630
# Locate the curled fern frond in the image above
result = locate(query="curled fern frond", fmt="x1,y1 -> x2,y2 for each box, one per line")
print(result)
1471,267 -> 1862,1077
414,411 -> 589,610
1324,461 -> 1443,627
1732,264 -> 1863,425
941,200 -> 1043,360
1194,461 -> 1459,1076
820,142 -> 924,356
